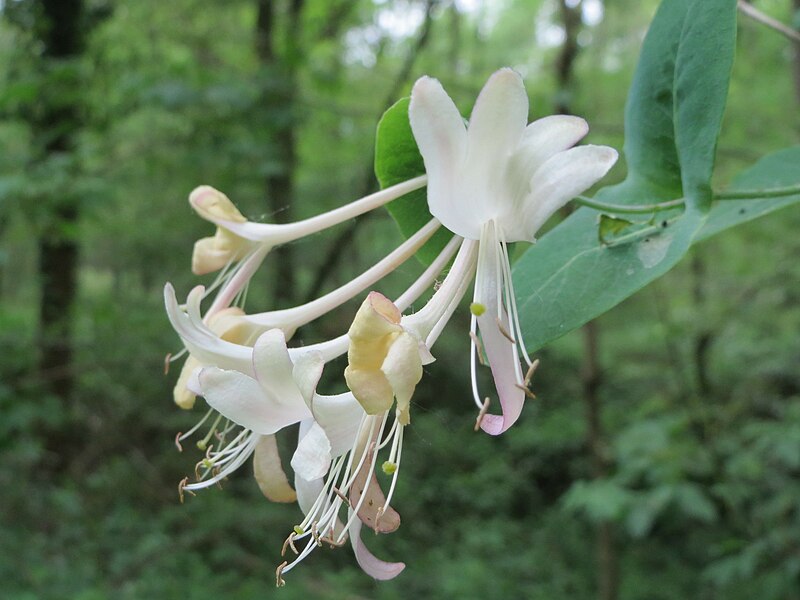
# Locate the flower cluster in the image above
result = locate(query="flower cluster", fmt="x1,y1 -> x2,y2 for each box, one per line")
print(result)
164,68 -> 617,584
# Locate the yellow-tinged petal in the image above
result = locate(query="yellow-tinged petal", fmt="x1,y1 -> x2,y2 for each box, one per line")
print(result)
345,292 -> 426,421
381,332 -> 423,426
189,185 -> 248,223
253,435 -> 296,503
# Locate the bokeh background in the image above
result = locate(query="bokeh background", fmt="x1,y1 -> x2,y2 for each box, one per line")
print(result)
1,0 -> 799,598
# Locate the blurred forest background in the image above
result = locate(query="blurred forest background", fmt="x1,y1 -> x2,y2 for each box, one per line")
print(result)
1,0 -> 799,598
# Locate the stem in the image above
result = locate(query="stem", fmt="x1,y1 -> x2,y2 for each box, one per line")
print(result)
737,1 -> 800,44
713,184 -> 800,200
576,183 -> 800,215
575,196 -> 684,214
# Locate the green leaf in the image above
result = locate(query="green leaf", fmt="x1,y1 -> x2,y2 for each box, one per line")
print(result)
374,98 -> 453,265
613,0 -> 737,211
514,0 -> 737,352
697,147 -> 800,241
597,214 -> 636,245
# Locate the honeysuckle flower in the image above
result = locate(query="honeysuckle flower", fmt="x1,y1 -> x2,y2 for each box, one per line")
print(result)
186,178 -> 428,313
409,68 -> 618,434
345,291 -> 433,425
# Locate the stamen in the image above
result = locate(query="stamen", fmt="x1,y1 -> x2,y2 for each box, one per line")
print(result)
524,358 -> 540,386
496,317 -> 515,343
474,397 -> 491,432
174,432 -> 184,452
275,561 -> 288,587
469,331 -> 486,365
164,353 -> 171,375
281,533 -> 299,556
197,412 -> 224,450
178,477 -> 196,503
177,408 -> 214,443
332,487 -> 349,503
515,383 -> 537,400
469,316 -> 484,410
499,239 -> 533,367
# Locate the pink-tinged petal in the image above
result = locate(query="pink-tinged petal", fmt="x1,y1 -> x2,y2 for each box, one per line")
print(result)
522,144 -> 619,236
253,434 -> 297,503
409,76 -> 471,237
252,329 -> 311,413
473,223 -> 526,436
311,392 -> 365,457
164,283 -> 254,375
197,367 -> 307,434
291,422 -> 332,482
349,451 -> 401,534
349,515 -> 405,580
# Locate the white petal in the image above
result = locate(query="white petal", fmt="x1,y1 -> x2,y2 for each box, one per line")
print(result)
518,115 -> 588,171
292,350 -> 325,405
164,283 -> 254,375
466,68 -> 528,166
294,466 -> 325,516
197,367 -> 309,434
349,515 -> 405,580
521,145 -> 619,237
311,392 -> 365,457
253,434 -> 297,503
408,75 -> 467,187
291,422 -> 332,482
409,76 -> 469,237
251,329 -> 309,410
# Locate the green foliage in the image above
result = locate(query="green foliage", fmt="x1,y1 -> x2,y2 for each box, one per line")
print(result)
374,97 -> 452,265
2,0 -> 800,598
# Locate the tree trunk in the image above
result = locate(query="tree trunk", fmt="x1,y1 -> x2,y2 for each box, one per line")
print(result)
555,2 -> 619,598
255,0 -> 304,307
36,0 -> 85,401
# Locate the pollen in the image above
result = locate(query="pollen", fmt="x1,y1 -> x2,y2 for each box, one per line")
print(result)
382,461 -> 398,475
470,302 -> 486,316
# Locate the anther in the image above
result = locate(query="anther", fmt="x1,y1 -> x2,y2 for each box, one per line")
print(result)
374,506 -> 385,532
164,353 -> 172,375
178,477 -> 195,503
496,317 -> 515,343
524,358 -> 540,386
333,487 -> 349,503
515,383 -> 537,400
281,533 -> 298,556
275,561 -> 288,587
469,331 -> 486,365
474,397 -> 491,432
311,522 -> 323,547
174,432 -> 184,452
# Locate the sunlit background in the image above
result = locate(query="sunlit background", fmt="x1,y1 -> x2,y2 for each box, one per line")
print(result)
1,0 -> 799,598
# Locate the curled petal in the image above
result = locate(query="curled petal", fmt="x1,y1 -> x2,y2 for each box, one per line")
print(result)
474,223 -> 525,436
197,367 -> 310,435
291,422 -> 332,482
253,435 -> 296,503
252,330 -> 310,410
381,332 -> 423,426
311,393 -> 365,457
349,516 -> 405,581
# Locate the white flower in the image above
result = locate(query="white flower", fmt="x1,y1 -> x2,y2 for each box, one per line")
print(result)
409,68 -> 618,434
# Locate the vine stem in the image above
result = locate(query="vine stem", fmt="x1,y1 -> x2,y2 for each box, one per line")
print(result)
575,183 -> 800,215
